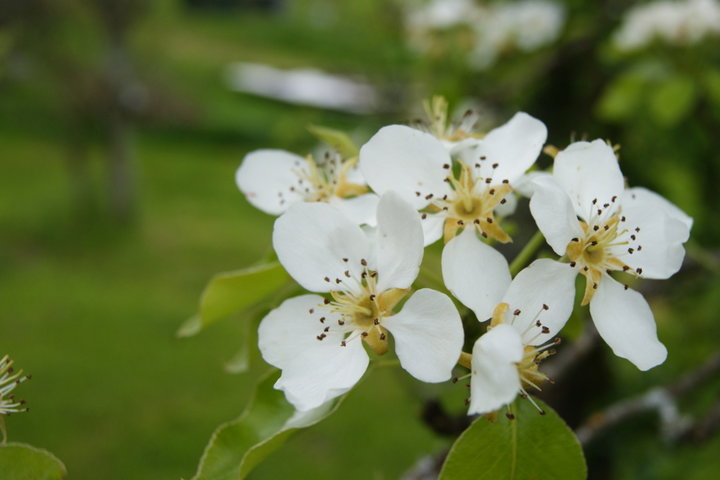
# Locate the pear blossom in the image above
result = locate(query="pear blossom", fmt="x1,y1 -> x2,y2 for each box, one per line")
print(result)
470,0 -> 566,69
613,0 -> 720,51
528,140 -> 692,370
442,229 -> 576,414
258,192 -> 463,411
1,355 -> 30,416
236,149 -> 379,225
359,112 -> 546,245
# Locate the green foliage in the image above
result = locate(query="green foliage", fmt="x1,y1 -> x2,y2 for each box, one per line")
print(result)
0,443 -> 67,480
191,371 -> 345,480
307,125 -> 360,159
439,398 -> 586,480
649,75 -> 696,127
181,263 -> 291,335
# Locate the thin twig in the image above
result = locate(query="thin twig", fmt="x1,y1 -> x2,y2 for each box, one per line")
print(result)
576,351 -> 720,446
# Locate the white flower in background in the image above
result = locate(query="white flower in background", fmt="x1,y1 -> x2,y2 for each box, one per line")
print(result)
1,354 -> 30,416
258,192 -> 463,411
528,140 -> 692,370
236,149 -> 379,225
614,0 -> 720,51
359,112 -> 546,245
406,0 -> 480,30
470,0 -> 566,69
442,230 -> 576,414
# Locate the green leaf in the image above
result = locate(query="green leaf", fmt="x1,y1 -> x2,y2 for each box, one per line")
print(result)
224,321 -> 252,374
649,75 -> 696,127
596,71 -> 647,122
439,398 -> 587,480
197,263 -> 289,330
307,125 -> 359,158
191,371 -> 345,480
0,443 -> 67,480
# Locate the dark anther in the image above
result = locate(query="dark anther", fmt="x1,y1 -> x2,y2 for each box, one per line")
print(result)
489,188 -> 495,195
379,333 -> 386,340
361,259 -> 368,266
425,193 -> 434,200
473,219 -> 480,224
500,198 -> 507,204
513,309 -> 521,315
541,326 -> 550,334
593,225 -> 599,231
628,248 -> 634,254
571,237 -> 579,242
492,163 -> 499,169
421,213 -> 427,219
324,276 -> 330,282
543,304 -> 549,310
342,257 -> 348,262
309,308 -> 314,314
569,262 -> 576,267
480,155 -> 487,160
361,332 -> 368,337
323,298 -> 330,304
344,270 -> 351,278
592,198 -> 598,205
335,278 -> 342,284
486,217 -> 493,223
415,191 -> 421,197
320,317 -> 326,323
636,268 -> 643,274
373,318 -> 380,325
369,294 -> 376,301
506,413 -> 515,420
324,326 -> 330,332
443,163 -> 450,169
338,320 -> 345,325
485,178 -> 492,184
457,220 -> 464,225
502,179 -> 509,184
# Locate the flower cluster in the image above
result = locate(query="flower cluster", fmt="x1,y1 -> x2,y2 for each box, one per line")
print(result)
237,99 -> 692,414
405,0 -> 566,69
613,0 -> 720,51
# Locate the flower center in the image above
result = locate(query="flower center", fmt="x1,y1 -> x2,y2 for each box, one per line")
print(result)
565,200 -> 644,305
290,154 -> 367,203
489,302 -> 559,393
310,259 -> 409,355
424,162 -> 513,243
412,95 -> 482,143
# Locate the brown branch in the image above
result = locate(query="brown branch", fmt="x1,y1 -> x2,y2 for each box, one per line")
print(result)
576,351 -> 720,446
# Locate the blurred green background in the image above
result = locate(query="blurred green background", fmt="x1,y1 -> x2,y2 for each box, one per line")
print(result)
1,0 -> 720,479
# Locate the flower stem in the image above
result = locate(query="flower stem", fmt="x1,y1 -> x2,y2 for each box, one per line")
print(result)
509,231 -> 545,276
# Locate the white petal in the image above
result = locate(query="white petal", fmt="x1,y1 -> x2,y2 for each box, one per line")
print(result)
258,295 -> 369,411
383,289 -> 463,382
494,192 -> 517,217
514,171 -> 550,198
273,202 -> 370,293
468,324 -> 523,415
553,140 -> 625,220
590,275 -> 667,371
374,192 -> 424,291
330,193 -> 380,226
235,149 -> 306,215
441,228 -> 511,321
503,259 -> 577,345
420,212 -> 445,246
529,174 -> 584,256
359,125 -> 452,210
614,187 -> 692,279
459,112 -> 547,185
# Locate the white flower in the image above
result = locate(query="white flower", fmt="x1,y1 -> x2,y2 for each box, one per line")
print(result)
235,149 -> 379,225
1,355 -> 30,416
258,192 -> 463,411
441,230 -> 576,414
470,0 -> 566,69
359,112 -> 546,245
528,140 -> 692,370
614,0 -> 720,51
